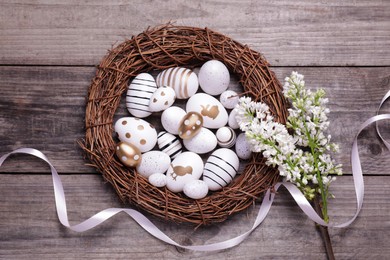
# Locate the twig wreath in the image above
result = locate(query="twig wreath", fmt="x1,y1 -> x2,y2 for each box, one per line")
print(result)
80,24 -> 288,225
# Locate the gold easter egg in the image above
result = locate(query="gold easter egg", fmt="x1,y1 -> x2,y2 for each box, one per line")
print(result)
178,112 -> 203,139
115,141 -> 142,167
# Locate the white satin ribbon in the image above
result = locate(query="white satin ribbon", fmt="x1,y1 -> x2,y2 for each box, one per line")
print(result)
1,94 -> 389,251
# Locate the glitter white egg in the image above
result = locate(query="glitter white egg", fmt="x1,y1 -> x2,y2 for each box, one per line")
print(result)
156,67 -> 199,99
114,117 -> 157,153
126,73 -> 157,118
183,179 -> 209,199
220,90 -> 239,109
235,133 -> 252,160
166,152 -> 204,193
183,127 -> 217,154
148,86 -> 176,112
216,126 -> 236,148
161,106 -> 186,135
136,151 -> 171,178
203,148 -> 239,191
198,60 -> 230,95
148,173 -> 168,188
186,93 -> 228,129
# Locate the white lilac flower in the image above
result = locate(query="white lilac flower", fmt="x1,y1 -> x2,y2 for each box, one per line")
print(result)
235,71 -> 342,223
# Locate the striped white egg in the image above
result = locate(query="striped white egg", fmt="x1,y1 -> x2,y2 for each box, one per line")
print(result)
156,67 -> 199,99
157,131 -> 183,160
216,126 -> 236,148
203,148 -> 239,191
126,73 -> 157,118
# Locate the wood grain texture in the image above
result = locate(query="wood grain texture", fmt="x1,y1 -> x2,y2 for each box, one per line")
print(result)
0,174 -> 388,259
1,66 -> 390,174
0,0 -> 389,66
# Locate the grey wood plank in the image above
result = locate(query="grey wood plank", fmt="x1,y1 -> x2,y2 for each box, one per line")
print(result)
0,174 -> 388,259
0,0 -> 389,66
1,66 -> 390,174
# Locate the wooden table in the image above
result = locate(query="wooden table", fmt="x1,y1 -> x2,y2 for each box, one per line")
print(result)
1,1 -> 389,259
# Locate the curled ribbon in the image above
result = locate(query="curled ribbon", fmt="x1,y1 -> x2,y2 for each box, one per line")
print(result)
1,91 -> 390,251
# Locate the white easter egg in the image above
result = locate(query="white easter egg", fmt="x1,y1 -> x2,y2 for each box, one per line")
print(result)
166,152 -> 204,193
156,67 -> 199,99
114,117 -> 157,153
186,93 -> 228,129
183,180 -> 209,199
235,133 -> 252,160
228,109 -> 240,129
198,60 -> 230,95
136,151 -> 171,178
203,148 -> 239,191
126,73 -> 157,118
148,86 -> 176,112
183,127 -> 217,154
220,90 -> 239,109
216,126 -> 236,148
161,106 -> 186,135
157,131 -> 183,160
148,173 -> 167,188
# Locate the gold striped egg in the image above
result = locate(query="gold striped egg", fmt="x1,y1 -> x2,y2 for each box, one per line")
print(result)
156,67 -> 199,99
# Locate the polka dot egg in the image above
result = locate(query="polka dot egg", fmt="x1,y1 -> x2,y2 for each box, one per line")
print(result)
114,117 -> 157,153
115,141 -> 142,167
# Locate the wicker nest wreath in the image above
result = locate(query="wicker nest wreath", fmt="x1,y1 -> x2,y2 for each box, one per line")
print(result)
81,24 -> 288,225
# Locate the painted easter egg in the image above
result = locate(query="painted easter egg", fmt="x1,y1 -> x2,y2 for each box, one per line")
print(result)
114,117 -> 157,153
228,109 -> 240,129
186,93 -> 228,129
136,151 -> 171,178
126,73 -> 157,118
235,133 -> 252,160
216,126 -> 236,148
148,173 -> 167,188
148,86 -> 176,112
166,152 -> 204,193
220,90 -> 239,109
198,60 -> 230,95
156,67 -> 199,99
161,106 -> 186,135
178,112 -> 203,139
183,179 -> 209,200
183,128 -> 217,154
157,131 -> 183,160
115,141 -> 142,168
203,148 -> 239,191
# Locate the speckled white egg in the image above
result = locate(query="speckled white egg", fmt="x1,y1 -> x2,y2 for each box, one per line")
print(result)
166,152 -> 204,193
114,117 -> 157,153
156,67 -> 199,99
216,126 -> 236,148
136,151 -> 171,178
183,180 -> 209,199
203,148 -> 239,191
198,60 -> 230,95
157,131 -> 183,160
235,133 -> 252,160
228,109 -> 240,129
161,106 -> 186,135
183,128 -> 217,154
186,93 -> 228,129
148,173 -> 167,188
126,73 -> 157,118
148,86 -> 176,112
220,90 -> 239,109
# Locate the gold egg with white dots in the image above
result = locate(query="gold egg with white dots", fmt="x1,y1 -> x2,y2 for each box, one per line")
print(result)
116,141 -> 142,167
178,111 -> 203,139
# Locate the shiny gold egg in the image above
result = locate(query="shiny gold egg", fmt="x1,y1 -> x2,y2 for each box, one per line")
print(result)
115,141 -> 142,167
178,111 -> 203,139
